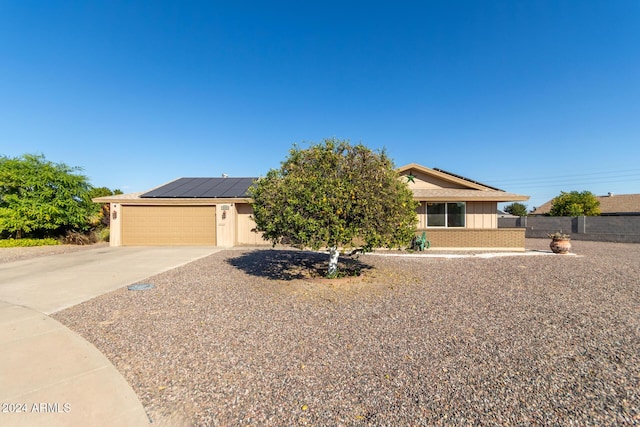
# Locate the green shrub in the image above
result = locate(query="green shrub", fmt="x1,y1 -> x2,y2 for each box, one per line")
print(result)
0,238 -> 60,248
99,228 -> 110,242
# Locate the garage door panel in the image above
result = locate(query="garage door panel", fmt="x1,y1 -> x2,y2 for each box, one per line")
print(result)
122,206 -> 216,246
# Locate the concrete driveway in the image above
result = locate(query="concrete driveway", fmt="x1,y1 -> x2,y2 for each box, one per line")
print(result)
0,246 -> 220,314
0,246 -> 220,427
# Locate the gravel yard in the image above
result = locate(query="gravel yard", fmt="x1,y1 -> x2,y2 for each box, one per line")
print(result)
50,239 -> 640,426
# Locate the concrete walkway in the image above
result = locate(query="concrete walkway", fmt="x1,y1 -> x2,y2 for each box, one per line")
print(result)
0,246 -> 220,426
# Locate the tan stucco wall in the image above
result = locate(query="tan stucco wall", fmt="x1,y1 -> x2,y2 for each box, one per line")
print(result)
216,204 -> 235,247
235,203 -> 269,245
109,203 -> 122,247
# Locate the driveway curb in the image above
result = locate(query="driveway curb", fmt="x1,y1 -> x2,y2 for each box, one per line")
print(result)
0,246 -> 221,426
0,301 -> 150,426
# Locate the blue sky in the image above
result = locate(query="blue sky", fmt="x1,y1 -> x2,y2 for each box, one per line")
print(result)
1,1 -> 639,210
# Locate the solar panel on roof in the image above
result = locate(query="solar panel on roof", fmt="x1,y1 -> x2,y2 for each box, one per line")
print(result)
140,177 -> 257,198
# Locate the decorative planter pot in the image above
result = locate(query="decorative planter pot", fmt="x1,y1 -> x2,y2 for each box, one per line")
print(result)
550,239 -> 571,254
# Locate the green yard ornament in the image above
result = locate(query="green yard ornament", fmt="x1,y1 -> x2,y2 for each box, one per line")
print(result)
412,231 -> 430,251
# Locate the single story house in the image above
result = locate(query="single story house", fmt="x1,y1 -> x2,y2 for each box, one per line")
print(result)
94,163 -> 529,250
531,193 -> 640,216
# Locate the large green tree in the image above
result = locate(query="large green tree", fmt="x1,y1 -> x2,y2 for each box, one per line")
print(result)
549,190 -> 600,216
503,202 -> 528,216
249,139 -> 418,276
0,154 -> 95,237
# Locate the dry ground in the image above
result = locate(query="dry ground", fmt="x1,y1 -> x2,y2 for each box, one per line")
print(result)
48,239 -> 640,425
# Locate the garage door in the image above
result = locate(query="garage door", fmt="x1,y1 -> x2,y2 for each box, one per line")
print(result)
121,206 -> 216,246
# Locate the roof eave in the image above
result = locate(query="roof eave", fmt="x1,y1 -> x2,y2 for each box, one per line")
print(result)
93,196 -> 253,204
414,195 -> 530,202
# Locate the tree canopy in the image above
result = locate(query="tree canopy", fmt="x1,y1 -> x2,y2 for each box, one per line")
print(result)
0,154 -> 99,237
249,139 -> 418,276
503,202 -> 528,216
549,191 -> 600,216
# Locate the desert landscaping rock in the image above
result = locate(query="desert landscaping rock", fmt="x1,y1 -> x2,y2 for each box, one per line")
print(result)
48,239 -> 640,425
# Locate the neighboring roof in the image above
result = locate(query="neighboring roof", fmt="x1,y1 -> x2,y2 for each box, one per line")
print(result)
531,193 -> 640,215
529,201 -> 551,215
140,177 -> 257,198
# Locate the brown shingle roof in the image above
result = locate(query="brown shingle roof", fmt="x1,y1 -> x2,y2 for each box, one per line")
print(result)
531,193 -> 640,215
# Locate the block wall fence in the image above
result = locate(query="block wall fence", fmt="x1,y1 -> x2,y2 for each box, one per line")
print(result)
498,216 -> 640,243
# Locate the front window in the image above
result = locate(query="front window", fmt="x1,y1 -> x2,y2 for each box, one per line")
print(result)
426,202 -> 465,227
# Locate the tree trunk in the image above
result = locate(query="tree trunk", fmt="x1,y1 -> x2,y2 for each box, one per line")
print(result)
328,246 -> 339,277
